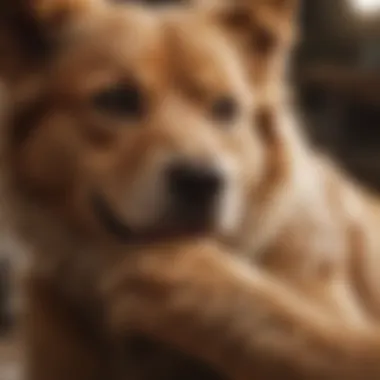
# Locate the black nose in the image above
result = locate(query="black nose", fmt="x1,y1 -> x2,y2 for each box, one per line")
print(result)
167,162 -> 223,206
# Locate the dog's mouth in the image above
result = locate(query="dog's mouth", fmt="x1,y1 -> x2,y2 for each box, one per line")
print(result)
91,191 -> 213,244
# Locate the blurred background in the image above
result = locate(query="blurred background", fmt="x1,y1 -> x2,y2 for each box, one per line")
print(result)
0,0 -> 379,378
295,0 -> 380,189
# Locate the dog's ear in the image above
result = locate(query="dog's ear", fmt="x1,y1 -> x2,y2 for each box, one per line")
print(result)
200,0 -> 298,46
200,0 -> 299,91
220,0 -> 298,47
0,0 -> 100,83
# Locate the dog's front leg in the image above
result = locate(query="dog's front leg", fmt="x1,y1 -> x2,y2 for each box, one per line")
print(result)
103,239 -> 380,380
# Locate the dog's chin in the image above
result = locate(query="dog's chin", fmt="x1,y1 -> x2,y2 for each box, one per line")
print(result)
91,192 -> 217,244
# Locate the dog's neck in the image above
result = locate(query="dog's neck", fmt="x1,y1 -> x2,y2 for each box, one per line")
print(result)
239,103 -> 380,306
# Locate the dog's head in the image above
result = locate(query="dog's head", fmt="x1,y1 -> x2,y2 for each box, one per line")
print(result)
0,0 -> 298,245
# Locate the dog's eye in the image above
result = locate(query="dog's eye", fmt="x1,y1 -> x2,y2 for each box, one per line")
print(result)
92,82 -> 144,119
211,96 -> 239,124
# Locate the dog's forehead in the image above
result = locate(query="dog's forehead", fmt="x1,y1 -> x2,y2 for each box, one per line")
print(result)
166,15 -> 250,97
52,8 -> 167,93
61,8 -> 165,68
54,7 -> 248,96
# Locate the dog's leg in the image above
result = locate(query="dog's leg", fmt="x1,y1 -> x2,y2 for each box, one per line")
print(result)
104,240 -> 380,380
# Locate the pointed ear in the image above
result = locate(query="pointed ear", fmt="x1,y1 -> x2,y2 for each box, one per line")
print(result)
0,0 -> 100,83
200,0 -> 299,90
212,0 -> 299,51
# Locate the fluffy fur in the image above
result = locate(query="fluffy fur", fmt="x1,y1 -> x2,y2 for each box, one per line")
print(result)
2,0 -> 380,379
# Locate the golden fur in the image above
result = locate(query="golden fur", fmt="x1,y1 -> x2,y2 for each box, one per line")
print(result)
106,239 -> 380,379
2,0 -> 380,379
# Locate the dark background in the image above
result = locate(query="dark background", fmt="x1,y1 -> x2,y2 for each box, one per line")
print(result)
295,0 -> 380,190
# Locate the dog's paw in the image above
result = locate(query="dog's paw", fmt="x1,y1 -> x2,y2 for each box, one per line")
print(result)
101,239 -> 224,336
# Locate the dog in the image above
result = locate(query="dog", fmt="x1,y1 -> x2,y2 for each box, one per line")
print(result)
3,0 -> 380,379
0,0 -> 296,378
